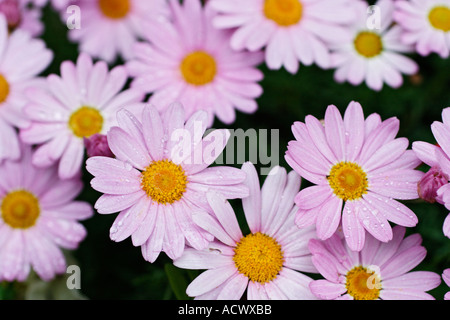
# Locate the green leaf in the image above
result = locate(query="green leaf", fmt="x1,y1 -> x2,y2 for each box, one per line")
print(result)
164,263 -> 191,300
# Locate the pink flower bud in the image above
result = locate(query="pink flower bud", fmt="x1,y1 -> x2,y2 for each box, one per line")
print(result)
83,134 -> 114,158
418,166 -> 448,203
0,0 -> 21,32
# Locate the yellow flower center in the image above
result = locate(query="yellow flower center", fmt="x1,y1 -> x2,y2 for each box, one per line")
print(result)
1,190 -> 40,229
264,0 -> 303,27
233,232 -> 284,284
69,106 -> 104,138
0,74 -> 10,104
141,159 -> 188,205
354,31 -> 383,58
328,162 -> 368,201
428,6 -> 450,32
98,0 -> 130,20
180,51 -> 217,86
346,266 -> 381,300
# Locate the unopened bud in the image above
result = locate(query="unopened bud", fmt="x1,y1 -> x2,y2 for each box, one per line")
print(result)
418,166 -> 448,203
84,134 -> 114,158
0,0 -> 21,32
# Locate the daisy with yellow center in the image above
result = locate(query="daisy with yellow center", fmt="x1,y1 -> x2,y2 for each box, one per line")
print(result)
0,143 -> 93,282
126,0 -> 264,127
394,0 -> 450,58
174,163 -> 319,300
331,0 -> 418,91
308,226 -> 441,300
66,0 -> 169,63
0,15 -> 52,163
210,0 -> 355,73
286,101 -> 422,252
20,52 -> 145,180
86,103 -> 249,263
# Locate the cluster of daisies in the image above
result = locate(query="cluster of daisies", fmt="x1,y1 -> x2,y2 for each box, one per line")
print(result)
0,0 -> 449,300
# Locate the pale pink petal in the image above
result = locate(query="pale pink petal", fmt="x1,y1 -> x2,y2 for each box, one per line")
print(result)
358,198 -> 393,243
295,207 -> 318,229
431,121 -> 450,159
362,138 -> 409,172
94,191 -> 145,214
309,279 -> 346,300
324,105 -> 346,161
380,289 -> 435,300
85,156 -> 142,179
382,271 -> 441,291
109,197 -> 150,243
142,105 -> 165,161
107,126 -> 151,171
443,213 -> 450,238
315,197 -> 343,240
295,185 -> 333,210
58,137 -> 85,179
38,216 -> 87,249
216,272 -> 248,300
174,200 -> 211,251
186,265 -> 238,297
39,179 -> 83,208
363,192 -> 418,227
191,210 -> 236,247
162,204 -> 185,260
141,209 -> 165,263
381,246 -> 427,279
206,191 -> 243,243
131,202 -> 157,247
174,247 -> 234,270
343,101 -> 365,162
342,201 -> 366,252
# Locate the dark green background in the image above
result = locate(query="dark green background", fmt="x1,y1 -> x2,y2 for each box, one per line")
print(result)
1,1 -> 450,300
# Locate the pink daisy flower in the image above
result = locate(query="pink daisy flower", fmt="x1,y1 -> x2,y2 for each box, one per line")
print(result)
126,0 -> 264,127
308,226 -> 441,300
174,163 -> 318,300
209,0 -> 355,74
20,52 -> 144,180
331,0 -> 419,92
394,0 -> 450,58
0,15 -> 53,163
285,101 -> 423,252
414,107 -> 450,238
85,103 -> 249,263
1,0 -> 44,37
65,0 -> 170,63
0,143 -> 93,282
444,269 -> 450,300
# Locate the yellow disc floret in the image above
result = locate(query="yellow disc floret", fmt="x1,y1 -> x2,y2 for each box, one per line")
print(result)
233,232 -> 284,284
69,106 -> 104,138
346,266 -> 381,300
141,159 -> 188,205
264,0 -> 303,27
328,161 -> 369,201
98,0 -> 130,20
1,190 -> 40,229
180,51 -> 217,86
428,6 -> 450,32
354,31 -> 383,58
0,74 -> 10,104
